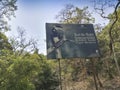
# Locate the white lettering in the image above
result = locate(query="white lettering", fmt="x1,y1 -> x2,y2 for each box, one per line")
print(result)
74,33 -> 96,44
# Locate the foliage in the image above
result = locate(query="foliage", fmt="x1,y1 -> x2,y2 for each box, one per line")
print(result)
9,27 -> 38,55
55,3 -> 120,89
0,32 -> 12,50
56,4 -> 94,24
55,4 -> 96,82
0,49 -> 59,90
96,7 -> 120,79
1,0 -> 120,89
0,0 -> 17,32
0,1 -> 59,87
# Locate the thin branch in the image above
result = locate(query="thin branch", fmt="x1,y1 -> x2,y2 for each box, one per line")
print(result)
93,0 -> 109,19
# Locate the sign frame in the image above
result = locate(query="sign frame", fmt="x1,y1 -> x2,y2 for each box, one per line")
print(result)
46,23 -> 100,59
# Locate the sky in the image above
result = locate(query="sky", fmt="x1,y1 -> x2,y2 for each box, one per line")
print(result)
7,0 -> 116,55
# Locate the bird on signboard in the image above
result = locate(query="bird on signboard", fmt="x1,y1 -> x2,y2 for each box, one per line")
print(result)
51,25 -> 65,48
47,25 -> 66,55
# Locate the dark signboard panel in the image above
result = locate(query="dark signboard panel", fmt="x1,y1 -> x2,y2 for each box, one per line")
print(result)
46,23 -> 100,59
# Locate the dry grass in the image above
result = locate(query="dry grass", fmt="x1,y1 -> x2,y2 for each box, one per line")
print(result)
61,76 -> 120,90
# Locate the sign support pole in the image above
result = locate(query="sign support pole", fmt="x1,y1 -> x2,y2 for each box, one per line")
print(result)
90,58 -> 98,90
58,58 -> 62,90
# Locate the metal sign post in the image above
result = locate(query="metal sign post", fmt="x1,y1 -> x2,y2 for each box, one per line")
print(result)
90,59 -> 98,90
58,58 -> 62,90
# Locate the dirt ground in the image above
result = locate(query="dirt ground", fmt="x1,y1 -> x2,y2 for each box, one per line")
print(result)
61,76 -> 120,90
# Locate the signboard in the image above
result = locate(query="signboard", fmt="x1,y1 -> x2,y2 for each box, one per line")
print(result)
46,23 -> 100,59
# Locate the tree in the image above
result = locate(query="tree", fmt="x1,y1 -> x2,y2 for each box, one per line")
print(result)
0,0 -> 17,55
0,46 -> 59,90
0,0 -> 17,32
94,0 -> 120,77
0,0 -> 59,90
55,4 -> 103,89
9,27 -> 38,56
56,4 -> 94,24
33,57 -> 59,90
0,32 -> 12,50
